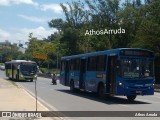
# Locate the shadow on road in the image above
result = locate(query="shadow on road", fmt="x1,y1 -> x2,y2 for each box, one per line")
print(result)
57,89 -> 151,105
5,78 -> 33,82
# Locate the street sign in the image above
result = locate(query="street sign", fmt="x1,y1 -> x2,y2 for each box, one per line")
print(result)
33,53 -> 47,60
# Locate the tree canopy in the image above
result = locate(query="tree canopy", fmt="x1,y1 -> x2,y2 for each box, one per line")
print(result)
48,0 -> 160,56
13,0 -> 159,71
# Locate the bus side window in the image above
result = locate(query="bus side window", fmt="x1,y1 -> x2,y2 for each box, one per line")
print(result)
97,55 -> 106,71
61,61 -> 65,71
87,56 -> 97,71
70,59 -> 74,71
14,63 -> 18,70
75,59 -> 80,71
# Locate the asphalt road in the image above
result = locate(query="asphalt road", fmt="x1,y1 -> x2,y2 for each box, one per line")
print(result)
1,71 -> 160,120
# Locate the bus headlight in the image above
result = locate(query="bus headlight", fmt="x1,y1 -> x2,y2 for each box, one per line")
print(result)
119,82 -> 122,86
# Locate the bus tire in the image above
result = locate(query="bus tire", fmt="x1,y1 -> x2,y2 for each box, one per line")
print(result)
127,95 -> 136,101
98,84 -> 105,99
70,80 -> 76,92
30,79 -> 33,82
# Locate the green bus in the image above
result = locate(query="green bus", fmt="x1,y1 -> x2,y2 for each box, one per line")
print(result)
5,60 -> 37,82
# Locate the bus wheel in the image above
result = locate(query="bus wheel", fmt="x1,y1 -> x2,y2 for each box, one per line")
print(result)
127,95 -> 136,101
98,84 -> 105,99
70,80 -> 75,92
30,79 -> 33,82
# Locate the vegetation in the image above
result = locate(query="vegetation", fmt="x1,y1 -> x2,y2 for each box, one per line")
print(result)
0,43 -> 22,62
1,0 -> 159,73
48,0 -> 160,55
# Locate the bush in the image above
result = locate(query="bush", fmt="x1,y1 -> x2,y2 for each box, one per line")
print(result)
40,68 -> 48,73
39,68 -> 60,74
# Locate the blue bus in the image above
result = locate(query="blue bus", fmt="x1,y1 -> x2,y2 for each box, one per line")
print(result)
60,48 -> 155,101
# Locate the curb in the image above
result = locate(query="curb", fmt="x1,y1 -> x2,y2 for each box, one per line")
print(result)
16,82 -> 70,120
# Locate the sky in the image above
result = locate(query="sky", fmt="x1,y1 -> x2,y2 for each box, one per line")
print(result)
0,0 -> 128,45
0,0 -> 70,45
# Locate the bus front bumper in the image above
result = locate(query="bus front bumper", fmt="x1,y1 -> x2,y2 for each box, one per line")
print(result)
19,75 -> 37,80
117,86 -> 154,96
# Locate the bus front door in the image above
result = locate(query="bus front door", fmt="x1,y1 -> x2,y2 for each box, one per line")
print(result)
12,64 -> 14,79
64,60 -> 70,86
107,56 -> 117,94
79,58 -> 86,90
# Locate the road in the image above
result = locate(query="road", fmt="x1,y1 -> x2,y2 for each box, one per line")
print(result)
0,71 -> 160,120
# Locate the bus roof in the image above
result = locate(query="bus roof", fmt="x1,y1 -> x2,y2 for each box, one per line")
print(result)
5,60 -> 36,64
61,48 -> 154,60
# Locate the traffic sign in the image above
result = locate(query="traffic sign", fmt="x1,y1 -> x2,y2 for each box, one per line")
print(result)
33,53 -> 47,60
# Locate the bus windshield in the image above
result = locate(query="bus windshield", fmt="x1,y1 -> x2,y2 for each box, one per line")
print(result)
120,58 -> 154,79
20,63 -> 37,75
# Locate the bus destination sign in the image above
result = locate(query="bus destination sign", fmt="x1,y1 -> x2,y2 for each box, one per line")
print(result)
120,50 -> 154,57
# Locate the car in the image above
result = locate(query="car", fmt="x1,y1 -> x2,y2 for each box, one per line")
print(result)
0,65 -> 5,70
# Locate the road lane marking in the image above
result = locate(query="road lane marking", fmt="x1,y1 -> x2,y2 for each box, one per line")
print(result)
17,83 -> 49,111
17,83 -> 71,120
23,88 -> 71,120
22,89 -> 48,111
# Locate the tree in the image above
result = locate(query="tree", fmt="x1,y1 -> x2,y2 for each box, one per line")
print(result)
0,43 -> 23,62
24,32 -> 60,69
48,18 -> 64,32
81,0 -> 121,49
49,1 -> 89,54
133,0 -> 160,55
47,0 -> 159,56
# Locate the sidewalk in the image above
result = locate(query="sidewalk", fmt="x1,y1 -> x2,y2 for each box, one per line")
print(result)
0,78 -> 61,120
